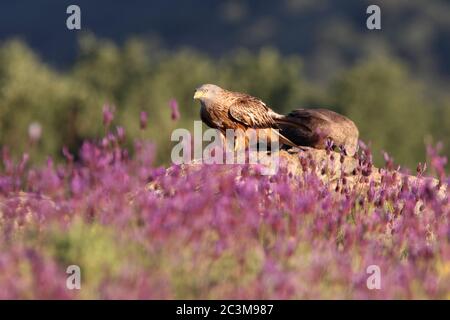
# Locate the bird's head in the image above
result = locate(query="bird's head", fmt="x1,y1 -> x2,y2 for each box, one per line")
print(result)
193,84 -> 223,102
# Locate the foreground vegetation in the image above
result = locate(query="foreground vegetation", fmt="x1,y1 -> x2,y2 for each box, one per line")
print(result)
0,113 -> 448,299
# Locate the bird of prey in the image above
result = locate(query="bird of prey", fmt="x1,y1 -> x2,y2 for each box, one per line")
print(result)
193,84 -> 359,155
278,108 -> 359,156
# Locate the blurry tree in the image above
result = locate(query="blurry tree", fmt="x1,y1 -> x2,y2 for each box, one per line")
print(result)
69,36 -> 311,164
0,37 -> 447,170
0,40 -> 100,163
218,48 -> 306,114
433,98 -> 450,159
331,56 -> 432,168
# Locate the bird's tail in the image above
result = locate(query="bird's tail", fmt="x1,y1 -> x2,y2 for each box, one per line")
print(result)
269,128 -> 298,148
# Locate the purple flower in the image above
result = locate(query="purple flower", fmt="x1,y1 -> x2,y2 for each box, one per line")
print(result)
103,104 -> 115,127
116,126 -> 126,142
140,111 -> 148,130
70,172 -> 83,195
169,99 -> 180,121
0,110 -> 448,299
427,143 -> 447,179
62,146 -> 74,162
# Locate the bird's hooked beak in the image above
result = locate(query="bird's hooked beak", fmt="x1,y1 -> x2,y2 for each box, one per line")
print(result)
193,90 -> 204,100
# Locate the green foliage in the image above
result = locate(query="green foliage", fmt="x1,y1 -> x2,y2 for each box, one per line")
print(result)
40,219 -> 149,298
0,40 -> 102,163
331,56 -> 433,168
432,98 -> 450,159
0,36 -> 448,169
218,48 -> 305,113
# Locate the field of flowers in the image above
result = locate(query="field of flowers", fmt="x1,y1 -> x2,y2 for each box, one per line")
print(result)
0,108 -> 449,299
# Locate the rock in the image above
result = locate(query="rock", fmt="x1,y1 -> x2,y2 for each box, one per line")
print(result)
148,147 -> 447,200
278,148 -> 447,200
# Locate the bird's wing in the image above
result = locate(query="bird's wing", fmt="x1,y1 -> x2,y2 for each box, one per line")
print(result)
286,108 -> 330,123
228,94 -> 275,128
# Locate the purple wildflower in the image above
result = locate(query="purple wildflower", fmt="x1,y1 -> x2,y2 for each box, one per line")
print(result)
139,111 -> 148,130
102,104 -> 115,127
0,110 -> 447,299
169,98 -> 180,121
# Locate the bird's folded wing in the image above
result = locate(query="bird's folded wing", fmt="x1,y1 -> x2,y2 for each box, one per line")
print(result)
286,108 -> 330,123
228,96 -> 274,128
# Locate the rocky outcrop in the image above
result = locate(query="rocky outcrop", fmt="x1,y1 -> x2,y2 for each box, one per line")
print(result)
150,148 -> 447,200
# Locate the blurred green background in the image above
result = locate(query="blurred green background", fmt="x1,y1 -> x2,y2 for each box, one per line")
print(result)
0,0 -> 449,169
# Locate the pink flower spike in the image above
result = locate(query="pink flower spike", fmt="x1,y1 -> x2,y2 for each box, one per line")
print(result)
103,104 -> 115,127
169,98 -> 180,121
140,111 -> 148,130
